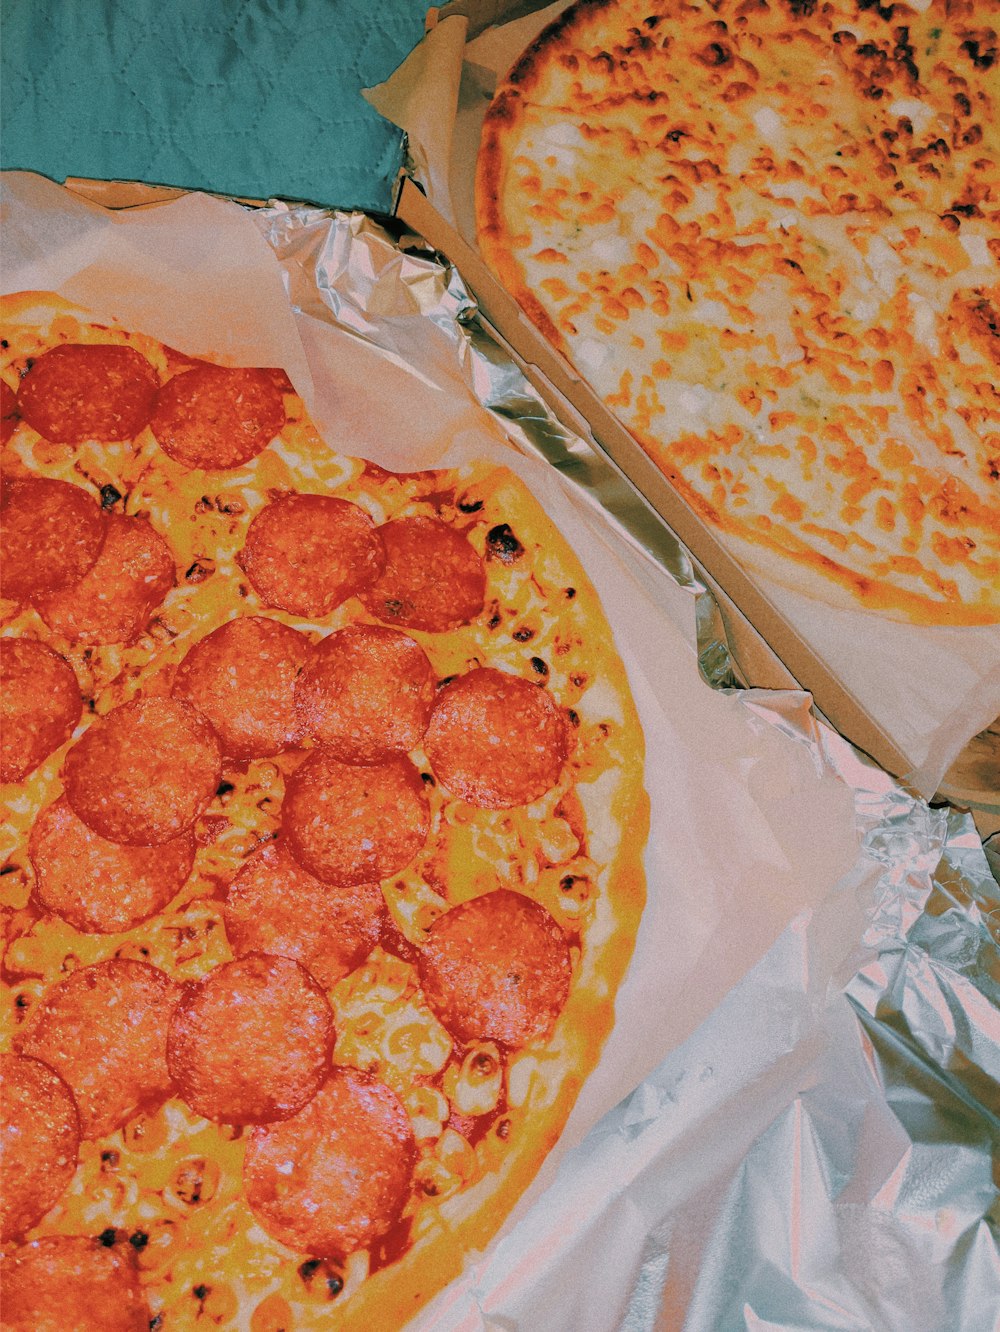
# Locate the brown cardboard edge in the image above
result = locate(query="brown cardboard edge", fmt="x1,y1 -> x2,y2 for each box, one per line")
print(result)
63,173 -> 411,227
430,0 -> 557,40
64,176 -> 265,210
396,176 -> 917,784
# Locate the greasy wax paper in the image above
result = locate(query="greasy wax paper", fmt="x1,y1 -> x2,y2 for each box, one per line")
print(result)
3,173 -> 995,1330
363,1 -> 1000,802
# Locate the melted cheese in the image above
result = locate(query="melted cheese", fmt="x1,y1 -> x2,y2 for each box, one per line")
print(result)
479,0 -> 1000,623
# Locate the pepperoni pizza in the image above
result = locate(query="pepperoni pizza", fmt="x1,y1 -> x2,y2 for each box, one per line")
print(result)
0,291 -> 648,1329
476,0 -> 1000,626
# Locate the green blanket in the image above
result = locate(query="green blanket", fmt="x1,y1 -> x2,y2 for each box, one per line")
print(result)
0,0 -> 428,213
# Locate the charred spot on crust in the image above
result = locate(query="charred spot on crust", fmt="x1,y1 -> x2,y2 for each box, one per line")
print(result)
855,0 -> 896,20
485,523 -> 524,562
961,38 -> 996,69
184,559 -> 215,584
697,41 -> 731,65
298,1258 -> 344,1298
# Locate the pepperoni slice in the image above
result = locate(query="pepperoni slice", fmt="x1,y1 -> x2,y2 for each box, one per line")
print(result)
359,516 -> 486,632
172,616 -> 314,758
1,378 -> 19,444
418,890 -> 571,1046
224,842 -> 385,987
238,493 -> 386,618
0,1235 -> 151,1332
14,343 -> 159,445
0,1054 -> 81,1242
167,954 -> 335,1125
28,797 -> 195,934
150,364 -> 286,470
282,751 -> 430,887
294,623 -> 435,763
63,696 -> 222,846
14,960 -> 180,1139
32,512 -> 175,645
244,1066 -> 416,1258
424,667 -> 570,808
0,476 -> 105,602
1,639 -> 81,783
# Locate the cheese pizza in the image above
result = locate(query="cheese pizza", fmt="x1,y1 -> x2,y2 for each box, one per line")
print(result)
0,290 -> 648,1330
476,0 -> 1000,625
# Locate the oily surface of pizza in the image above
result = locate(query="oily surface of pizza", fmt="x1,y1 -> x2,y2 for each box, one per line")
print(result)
0,290 -> 648,1330
476,0 -> 1000,626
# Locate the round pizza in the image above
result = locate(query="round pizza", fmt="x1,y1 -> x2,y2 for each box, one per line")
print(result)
0,290 -> 648,1330
476,0 -> 1000,626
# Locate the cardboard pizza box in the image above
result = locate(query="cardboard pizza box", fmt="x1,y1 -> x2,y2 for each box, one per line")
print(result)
366,0 -> 1000,809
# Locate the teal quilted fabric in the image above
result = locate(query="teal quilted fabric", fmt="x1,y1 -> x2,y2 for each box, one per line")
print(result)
0,0 -> 429,214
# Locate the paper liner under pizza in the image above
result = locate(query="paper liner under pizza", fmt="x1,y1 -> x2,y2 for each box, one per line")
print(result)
0,291 -> 648,1329
476,0 -> 1000,626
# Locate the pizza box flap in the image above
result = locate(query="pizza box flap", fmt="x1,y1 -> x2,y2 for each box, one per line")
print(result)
363,1 -> 1000,804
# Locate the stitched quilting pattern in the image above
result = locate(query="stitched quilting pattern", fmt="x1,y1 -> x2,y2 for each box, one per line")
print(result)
1,0 -> 428,212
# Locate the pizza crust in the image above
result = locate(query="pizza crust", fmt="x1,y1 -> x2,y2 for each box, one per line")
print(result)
476,0 -> 1000,627
1,291 -> 648,1327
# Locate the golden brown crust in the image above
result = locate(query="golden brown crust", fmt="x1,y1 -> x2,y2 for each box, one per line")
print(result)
476,0 -> 1000,627
1,291 -> 647,1328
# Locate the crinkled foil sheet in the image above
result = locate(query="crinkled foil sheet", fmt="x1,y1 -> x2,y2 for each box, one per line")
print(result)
256,205 -> 999,1331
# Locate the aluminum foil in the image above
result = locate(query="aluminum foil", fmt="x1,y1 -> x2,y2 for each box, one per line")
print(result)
671,735 -> 1000,1332
249,204 -> 998,1330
